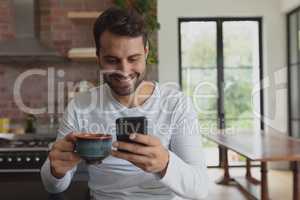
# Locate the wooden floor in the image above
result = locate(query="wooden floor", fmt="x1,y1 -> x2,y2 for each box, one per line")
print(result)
206,168 -> 292,200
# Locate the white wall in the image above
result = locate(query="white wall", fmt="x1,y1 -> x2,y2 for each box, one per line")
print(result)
158,0 -> 287,132
281,0 -> 300,12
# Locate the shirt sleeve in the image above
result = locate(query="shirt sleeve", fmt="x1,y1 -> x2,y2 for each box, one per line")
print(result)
40,100 -> 79,193
159,95 -> 209,200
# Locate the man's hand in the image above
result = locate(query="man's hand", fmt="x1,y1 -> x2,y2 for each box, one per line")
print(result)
49,133 -> 81,178
111,133 -> 169,177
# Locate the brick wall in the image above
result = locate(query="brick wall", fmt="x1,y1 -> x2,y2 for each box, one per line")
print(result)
0,0 -> 158,125
0,0 -> 113,124
1,0 -> 113,53
0,62 -> 99,121
39,0 -> 113,55
0,0 -> 15,40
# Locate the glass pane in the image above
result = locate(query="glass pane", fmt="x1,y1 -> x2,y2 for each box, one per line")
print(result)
182,68 -> 217,120
228,150 -> 246,165
223,21 -> 259,68
201,120 -> 218,166
226,119 -> 254,130
203,140 -> 219,166
180,21 -> 218,166
290,64 -> 300,119
223,21 -> 261,133
290,13 -> 298,64
181,22 -> 217,68
224,68 -> 253,120
228,150 -> 260,166
223,21 -> 261,165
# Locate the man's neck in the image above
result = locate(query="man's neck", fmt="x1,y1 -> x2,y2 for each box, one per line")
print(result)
112,81 -> 155,108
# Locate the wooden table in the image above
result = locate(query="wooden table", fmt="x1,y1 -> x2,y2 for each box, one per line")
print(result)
204,131 -> 300,200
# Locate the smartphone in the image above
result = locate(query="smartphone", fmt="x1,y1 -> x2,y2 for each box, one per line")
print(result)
116,116 -> 147,143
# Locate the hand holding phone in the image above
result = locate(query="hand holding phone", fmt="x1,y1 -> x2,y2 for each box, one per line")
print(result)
116,116 -> 147,144
112,118 -> 169,175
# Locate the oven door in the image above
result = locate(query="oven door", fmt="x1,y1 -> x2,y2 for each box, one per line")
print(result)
0,162 -> 89,199
0,172 -> 89,200
0,148 -> 49,172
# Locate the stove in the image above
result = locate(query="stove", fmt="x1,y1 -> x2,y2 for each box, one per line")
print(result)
0,134 -> 56,173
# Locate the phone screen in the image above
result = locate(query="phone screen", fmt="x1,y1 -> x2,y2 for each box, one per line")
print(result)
116,116 -> 147,143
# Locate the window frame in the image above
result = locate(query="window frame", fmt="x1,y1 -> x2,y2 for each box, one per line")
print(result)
287,6 -> 300,137
178,17 -> 264,167
178,17 -> 264,130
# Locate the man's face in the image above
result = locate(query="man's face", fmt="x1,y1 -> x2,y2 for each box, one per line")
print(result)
98,31 -> 148,96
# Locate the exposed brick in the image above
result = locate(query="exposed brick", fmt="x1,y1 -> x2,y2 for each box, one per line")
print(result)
0,4 -> 8,9
0,17 -> 9,23
1,32 -> 15,39
52,24 -> 72,31
0,23 -> 9,29
0,0 -> 157,121
53,39 -> 72,46
0,9 -> 10,17
49,0 -> 60,7
52,8 -> 67,17
40,15 -> 52,23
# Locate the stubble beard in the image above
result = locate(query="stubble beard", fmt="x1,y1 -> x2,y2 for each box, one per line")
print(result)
103,71 -> 146,97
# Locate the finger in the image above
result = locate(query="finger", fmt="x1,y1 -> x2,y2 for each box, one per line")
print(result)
134,163 -> 146,170
52,139 -> 74,152
51,166 -> 70,177
60,152 -> 80,162
65,132 -> 77,143
51,160 -> 79,175
50,150 -> 80,162
113,141 -> 152,156
129,134 -> 160,146
111,150 -> 148,164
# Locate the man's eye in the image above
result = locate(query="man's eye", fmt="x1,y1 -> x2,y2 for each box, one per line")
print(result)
106,59 -> 118,64
129,58 -> 138,63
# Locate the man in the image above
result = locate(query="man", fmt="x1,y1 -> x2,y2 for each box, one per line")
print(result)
41,7 -> 208,200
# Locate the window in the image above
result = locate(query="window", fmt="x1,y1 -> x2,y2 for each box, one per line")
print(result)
179,18 -> 263,167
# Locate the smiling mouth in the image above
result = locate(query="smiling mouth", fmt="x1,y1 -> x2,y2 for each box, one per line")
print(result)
110,73 -> 137,83
104,72 -> 143,96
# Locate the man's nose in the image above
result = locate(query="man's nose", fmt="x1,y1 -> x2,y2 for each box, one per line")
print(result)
118,60 -> 131,75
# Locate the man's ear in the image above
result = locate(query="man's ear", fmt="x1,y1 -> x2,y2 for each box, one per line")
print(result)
145,48 -> 149,60
145,41 -> 149,60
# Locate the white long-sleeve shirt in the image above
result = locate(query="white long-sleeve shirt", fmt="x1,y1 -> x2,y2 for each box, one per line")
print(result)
41,82 -> 208,200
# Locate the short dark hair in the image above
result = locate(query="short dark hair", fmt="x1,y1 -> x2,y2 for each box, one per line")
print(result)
93,7 -> 148,56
